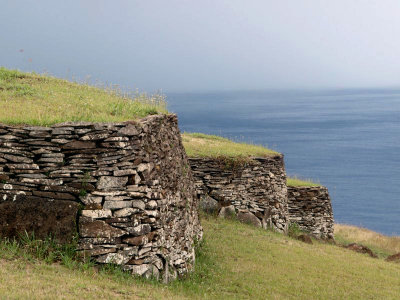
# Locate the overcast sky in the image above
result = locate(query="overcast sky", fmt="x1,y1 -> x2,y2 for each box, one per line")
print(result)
1,0 -> 400,92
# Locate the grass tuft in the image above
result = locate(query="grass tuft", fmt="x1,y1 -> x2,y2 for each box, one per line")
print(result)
0,231 -> 94,270
182,132 -> 278,158
0,67 -> 167,126
287,176 -> 320,187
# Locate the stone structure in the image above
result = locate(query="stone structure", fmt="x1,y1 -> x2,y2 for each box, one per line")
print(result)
189,156 -> 288,233
287,186 -> 334,239
189,156 -> 335,239
0,114 -> 202,281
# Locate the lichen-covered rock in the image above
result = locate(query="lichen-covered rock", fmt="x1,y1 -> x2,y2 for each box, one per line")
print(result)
0,114 -> 202,281
97,176 -> 128,189
237,212 -> 262,228
199,195 -> 219,214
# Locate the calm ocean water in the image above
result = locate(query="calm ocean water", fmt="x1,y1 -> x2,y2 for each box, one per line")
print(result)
167,89 -> 400,235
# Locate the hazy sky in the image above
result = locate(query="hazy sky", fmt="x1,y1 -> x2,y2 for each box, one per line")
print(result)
1,0 -> 400,92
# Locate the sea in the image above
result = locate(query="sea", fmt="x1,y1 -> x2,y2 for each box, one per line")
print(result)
167,89 -> 400,235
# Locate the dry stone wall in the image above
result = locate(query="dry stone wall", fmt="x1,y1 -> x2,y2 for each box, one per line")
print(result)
0,114 -> 202,282
189,156 -> 289,233
287,186 -> 334,239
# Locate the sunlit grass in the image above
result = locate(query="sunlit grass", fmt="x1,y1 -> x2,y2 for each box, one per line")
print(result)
182,132 -> 278,158
287,176 -> 320,187
2,217 -> 400,299
0,67 -> 167,126
335,224 -> 400,258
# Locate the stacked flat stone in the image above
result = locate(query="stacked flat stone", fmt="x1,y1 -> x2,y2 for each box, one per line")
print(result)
0,114 -> 202,282
189,156 -> 289,232
287,186 -> 334,239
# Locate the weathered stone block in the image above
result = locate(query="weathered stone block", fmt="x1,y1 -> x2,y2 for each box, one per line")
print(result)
114,169 -> 136,176
80,194 -> 103,205
96,252 -> 131,265
103,200 -> 132,209
129,224 -> 151,236
131,200 -> 145,210
123,232 -> 155,246
0,198 -> 79,244
117,124 -> 139,136
237,212 -> 262,227
97,176 -> 128,189
81,209 -> 112,219
199,195 -> 219,214
114,208 -> 138,217
79,219 -> 127,238
62,140 -> 96,149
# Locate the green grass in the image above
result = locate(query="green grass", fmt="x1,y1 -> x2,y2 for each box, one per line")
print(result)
0,231 -> 92,269
0,67 -> 167,126
182,132 -> 279,158
182,133 -> 321,186
335,224 -> 400,259
287,176 -> 320,187
2,217 -> 400,299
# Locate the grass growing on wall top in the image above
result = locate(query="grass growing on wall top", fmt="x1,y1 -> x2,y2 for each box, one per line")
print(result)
2,217 -> 400,299
0,67 -> 167,126
182,132 -> 279,158
287,176 -> 320,187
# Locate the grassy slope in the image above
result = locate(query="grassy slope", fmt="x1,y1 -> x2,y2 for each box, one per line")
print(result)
0,67 -> 167,126
2,217 -> 400,299
335,224 -> 400,258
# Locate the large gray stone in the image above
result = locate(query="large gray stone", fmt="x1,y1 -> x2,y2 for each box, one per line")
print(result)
199,195 -> 219,214
128,224 -> 151,236
117,124 -> 139,136
79,219 -> 127,238
81,209 -> 112,219
218,205 -> 236,218
96,252 -> 130,265
103,200 -> 132,209
97,176 -> 128,189
237,212 -> 262,228
62,140 -> 96,149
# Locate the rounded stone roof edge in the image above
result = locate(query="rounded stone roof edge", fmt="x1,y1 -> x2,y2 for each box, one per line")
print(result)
0,113 -> 176,129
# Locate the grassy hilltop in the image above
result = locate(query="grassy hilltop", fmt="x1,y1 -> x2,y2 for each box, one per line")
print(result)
0,67 -> 167,126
